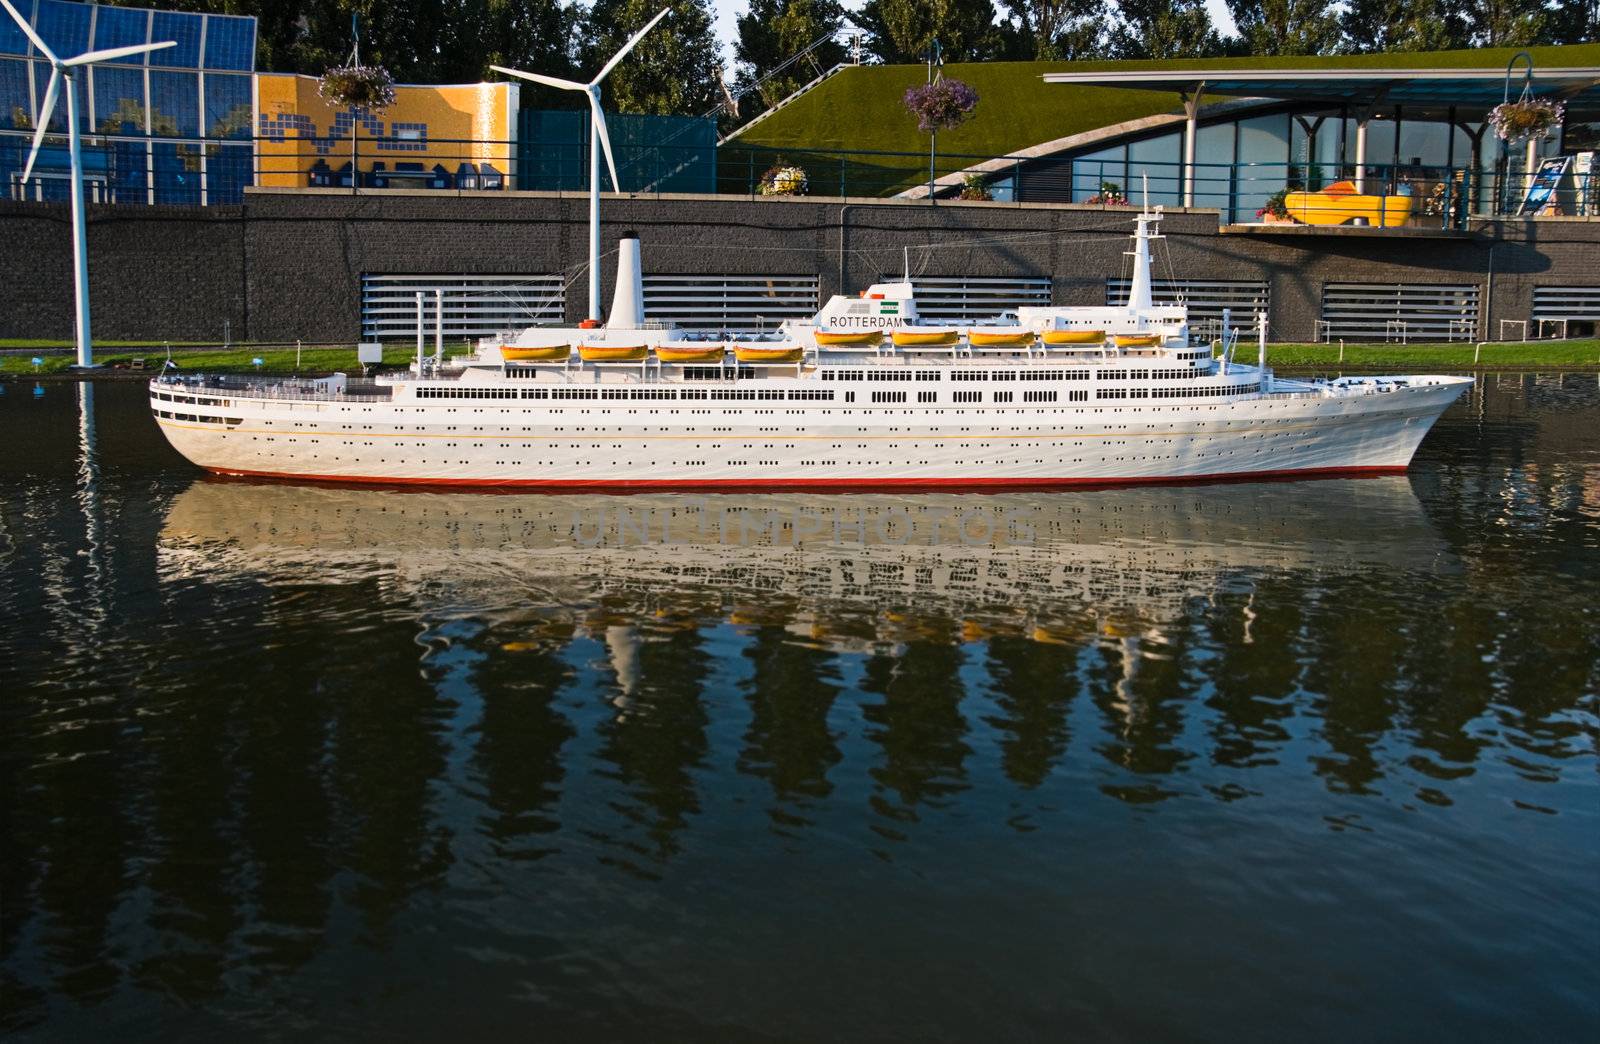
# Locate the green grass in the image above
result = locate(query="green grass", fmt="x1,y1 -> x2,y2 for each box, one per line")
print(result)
1223,339 -> 1600,369
734,42 -> 1600,160
1,344 -> 473,376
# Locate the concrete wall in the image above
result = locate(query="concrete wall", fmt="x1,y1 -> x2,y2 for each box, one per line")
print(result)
3,188 -> 1597,344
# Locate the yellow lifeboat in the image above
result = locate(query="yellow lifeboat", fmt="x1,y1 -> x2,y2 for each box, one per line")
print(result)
1113,333 -> 1163,349
967,329 -> 1035,348
501,344 -> 570,362
815,329 -> 883,347
1041,329 -> 1105,345
655,344 -> 726,364
734,344 -> 805,364
891,328 -> 960,347
578,343 -> 648,362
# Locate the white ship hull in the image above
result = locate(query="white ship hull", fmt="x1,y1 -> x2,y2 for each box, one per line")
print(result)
151,371 -> 1470,489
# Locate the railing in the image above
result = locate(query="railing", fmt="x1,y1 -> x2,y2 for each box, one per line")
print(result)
154,373 -> 393,402
5,131 -> 1594,226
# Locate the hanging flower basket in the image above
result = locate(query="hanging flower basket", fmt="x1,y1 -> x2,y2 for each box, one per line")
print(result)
1488,97 -> 1564,143
759,164 -> 808,196
902,79 -> 979,134
319,64 -> 397,111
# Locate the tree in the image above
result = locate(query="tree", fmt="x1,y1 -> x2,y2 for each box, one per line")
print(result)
734,0 -> 847,115
851,0 -> 1006,64
1337,0 -> 1466,50
1226,0 -> 1339,54
582,0 -> 723,115
998,0 -> 1108,60
1107,0 -> 1221,58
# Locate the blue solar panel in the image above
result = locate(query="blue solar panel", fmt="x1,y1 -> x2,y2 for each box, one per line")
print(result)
92,5 -> 149,57
0,4 -> 29,56
35,0 -> 91,58
150,68 -> 197,136
205,72 -> 251,138
92,64 -> 145,132
202,14 -> 255,72
149,11 -> 200,68
0,57 -> 27,127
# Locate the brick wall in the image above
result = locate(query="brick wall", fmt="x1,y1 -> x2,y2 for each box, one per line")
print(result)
3,189 -> 1598,344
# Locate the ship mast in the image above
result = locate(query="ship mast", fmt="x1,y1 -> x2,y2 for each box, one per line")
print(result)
1125,203 -> 1163,313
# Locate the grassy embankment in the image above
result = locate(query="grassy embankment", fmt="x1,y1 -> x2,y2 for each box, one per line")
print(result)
5,339 -> 1596,375
0,343 -> 473,376
1239,339 -> 1600,369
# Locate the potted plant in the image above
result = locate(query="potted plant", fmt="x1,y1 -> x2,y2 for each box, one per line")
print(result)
759,163 -> 808,196
958,173 -> 992,202
1256,188 -> 1293,223
1488,96 -> 1564,143
1084,180 -> 1129,207
319,61 -> 396,193
903,75 -> 978,202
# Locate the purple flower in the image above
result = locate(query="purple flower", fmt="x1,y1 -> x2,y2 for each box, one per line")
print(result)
903,78 -> 979,134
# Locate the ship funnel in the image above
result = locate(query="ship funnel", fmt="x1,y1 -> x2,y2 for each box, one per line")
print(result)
607,232 -> 645,329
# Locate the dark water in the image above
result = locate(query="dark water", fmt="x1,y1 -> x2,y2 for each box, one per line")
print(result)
1,376 -> 1597,1042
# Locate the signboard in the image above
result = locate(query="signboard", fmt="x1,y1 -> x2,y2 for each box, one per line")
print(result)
1517,156 -> 1571,216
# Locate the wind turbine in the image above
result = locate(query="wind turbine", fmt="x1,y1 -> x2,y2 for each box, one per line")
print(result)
493,7 -> 670,324
1,0 -> 174,368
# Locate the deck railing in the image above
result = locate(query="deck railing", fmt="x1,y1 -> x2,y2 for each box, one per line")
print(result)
6,130 -> 1592,226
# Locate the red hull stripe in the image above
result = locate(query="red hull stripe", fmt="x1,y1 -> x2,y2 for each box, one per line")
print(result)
204,465 -> 1409,493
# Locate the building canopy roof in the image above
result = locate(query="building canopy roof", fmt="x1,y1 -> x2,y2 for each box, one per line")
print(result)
1042,67 -> 1600,113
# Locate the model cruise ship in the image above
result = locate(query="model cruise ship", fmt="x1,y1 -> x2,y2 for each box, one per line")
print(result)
150,209 -> 1471,489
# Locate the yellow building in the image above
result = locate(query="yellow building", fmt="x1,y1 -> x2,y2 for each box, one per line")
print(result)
254,73 -> 519,190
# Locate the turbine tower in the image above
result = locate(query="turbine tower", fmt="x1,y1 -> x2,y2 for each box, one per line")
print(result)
1,0 -> 175,368
492,7 -> 670,324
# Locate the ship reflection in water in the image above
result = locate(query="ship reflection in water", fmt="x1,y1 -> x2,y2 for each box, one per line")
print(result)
5,376 -> 1599,1041
159,477 -> 1452,654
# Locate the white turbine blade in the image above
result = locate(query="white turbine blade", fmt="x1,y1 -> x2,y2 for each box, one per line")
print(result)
0,0 -> 57,62
490,65 -> 586,92
21,66 -> 60,184
588,92 -> 621,193
592,6 -> 670,84
63,39 -> 175,67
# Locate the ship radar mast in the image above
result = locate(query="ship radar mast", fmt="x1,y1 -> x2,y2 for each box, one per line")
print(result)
1125,191 -> 1164,313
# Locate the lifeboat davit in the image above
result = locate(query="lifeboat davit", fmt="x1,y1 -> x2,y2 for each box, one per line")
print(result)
1113,333 -> 1163,349
655,344 -> 726,364
501,344 -> 571,361
968,329 -> 1034,348
891,328 -> 960,347
733,344 -> 805,364
1041,330 -> 1105,345
578,344 -> 649,362
815,330 -> 883,346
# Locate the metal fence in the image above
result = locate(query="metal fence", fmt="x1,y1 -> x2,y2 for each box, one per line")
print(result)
5,130 -> 1594,226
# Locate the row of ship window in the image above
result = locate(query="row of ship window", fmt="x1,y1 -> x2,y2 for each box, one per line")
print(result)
410,385 -> 1255,404
817,367 -> 1207,383
154,409 -> 242,425
153,391 -> 232,407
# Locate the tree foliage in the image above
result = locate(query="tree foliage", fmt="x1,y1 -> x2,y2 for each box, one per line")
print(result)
1106,0 -> 1220,58
998,0 -> 1108,59
584,0 -> 723,114
851,0 -> 1007,63
733,0 -> 847,115
1226,0 -> 1340,55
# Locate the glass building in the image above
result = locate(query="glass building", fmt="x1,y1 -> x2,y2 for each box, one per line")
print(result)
0,0 -> 256,205
1016,103 -> 1564,221
1016,67 -> 1599,222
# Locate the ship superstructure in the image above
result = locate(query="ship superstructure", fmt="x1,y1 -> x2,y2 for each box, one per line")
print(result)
150,209 -> 1471,489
